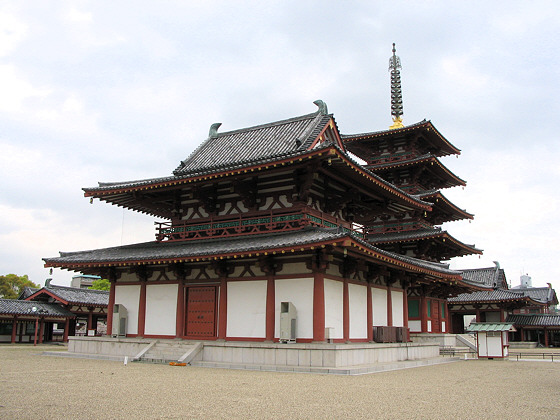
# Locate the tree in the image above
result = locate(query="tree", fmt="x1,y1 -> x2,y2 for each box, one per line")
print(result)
0,274 -> 40,299
90,278 -> 110,291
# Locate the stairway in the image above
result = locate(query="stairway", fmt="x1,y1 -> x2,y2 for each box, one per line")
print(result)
456,334 -> 477,351
133,340 -> 204,364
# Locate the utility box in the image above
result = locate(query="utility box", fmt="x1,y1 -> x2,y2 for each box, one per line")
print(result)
112,304 -> 128,337
279,302 -> 297,343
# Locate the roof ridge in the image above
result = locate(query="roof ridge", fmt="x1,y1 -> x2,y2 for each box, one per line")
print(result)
214,111 -> 320,138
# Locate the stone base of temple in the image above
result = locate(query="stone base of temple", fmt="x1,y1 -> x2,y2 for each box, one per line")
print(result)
55,336 -> 446,374
409,333 -> 460,347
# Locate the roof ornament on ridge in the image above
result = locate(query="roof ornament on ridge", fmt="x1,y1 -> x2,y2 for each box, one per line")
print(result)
388,43 -> 404,130
313,99 -> 328,115
208,122 -> 222,138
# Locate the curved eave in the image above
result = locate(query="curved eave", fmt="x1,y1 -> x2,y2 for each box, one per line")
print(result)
368,155 -> 466,189
371,230 -> 483,257
342,120 -> 461,157
418,191 -> 474,222
83,146 -> 432,215
449,295 -> 542,306
44,233 -> 460,282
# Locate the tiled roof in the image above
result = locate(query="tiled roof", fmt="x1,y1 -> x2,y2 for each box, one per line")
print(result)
18,287 -> 39,300
448,288 -> 534,304
43,227 -> 461,277
368,228 -> 482,255
27,285 -> 109,307
509,286 -> 557,305
460,266 -> 505,289
173,111 -> 331,176
506,314 -> 560,327
341,120 -> 461,157
415,190 -> 474,222
0,299 -> 75,317
466,322 -> 515,332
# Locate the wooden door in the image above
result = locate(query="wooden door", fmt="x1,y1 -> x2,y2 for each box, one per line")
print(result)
185,286 -> 217,338
431,301 -> 441,333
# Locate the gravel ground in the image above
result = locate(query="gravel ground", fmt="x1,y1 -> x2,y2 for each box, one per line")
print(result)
1,345 -> 559,419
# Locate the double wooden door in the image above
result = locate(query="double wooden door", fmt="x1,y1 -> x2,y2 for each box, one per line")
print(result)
185,286 -> 217,338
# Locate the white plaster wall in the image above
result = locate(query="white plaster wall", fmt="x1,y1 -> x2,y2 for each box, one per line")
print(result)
114,285 -> 141,335
441,321 -> 446,332
427,320 -> 432,332
409,320 -> 422,332
324,279 -> 343,339
349,283 -> 368,339
227,280 -> 267,338
282,262 -> 311,275
145,284 -> 178,336
391,290 -> 404,327
372,287 -> 387,326
275,278 -> 313,339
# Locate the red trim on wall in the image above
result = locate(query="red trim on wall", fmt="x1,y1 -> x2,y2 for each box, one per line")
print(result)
387,287 -> 393,327
137,281 -> 147,337
343,279 -> 349,342
218,278 -> 227,340
266,276 -> 275,341
420,295 -> 427,332
403,287 -> 409,330
176,282 -> 185,338
367,284 -> 373,342
313,272 -> 325,342
143,334 -> 177,339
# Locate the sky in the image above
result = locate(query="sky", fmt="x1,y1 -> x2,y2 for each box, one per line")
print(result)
1,1 -> 559,292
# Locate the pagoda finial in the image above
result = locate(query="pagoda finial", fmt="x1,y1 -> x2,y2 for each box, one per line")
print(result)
388,43 -> 404,129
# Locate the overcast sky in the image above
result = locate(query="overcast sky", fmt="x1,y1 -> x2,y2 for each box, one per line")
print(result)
1,1 -> 559,292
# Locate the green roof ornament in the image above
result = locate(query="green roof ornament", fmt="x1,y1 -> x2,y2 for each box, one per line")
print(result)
209,122 -> 222,138
313,99 -> 328,115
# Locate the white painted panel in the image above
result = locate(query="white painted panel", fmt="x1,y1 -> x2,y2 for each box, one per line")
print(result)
391,290 -> 404,327
145,284 -> 178,336
427,320 -> 432,332
275,278 -> 313,339
487,336 -> 502,357
324,279 -> 343,339
372,287 -> 387,326
114,285 -> 140,335
441,321 -> 446,333
409,320 -> 422,332
227,280 -> 267,338
349,283 -> 368,339
479,333 -> 488,357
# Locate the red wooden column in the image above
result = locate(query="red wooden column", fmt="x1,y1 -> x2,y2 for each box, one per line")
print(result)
313,271 -> 325,342
38,319 -> 45,344
218,277 -> 227,340
63,318 -> 70,343
499,309 -> 505,322
33,318 -> 39,346
420,295 -> 428,332
11,316 -> 18,344
386,286 -> 393,327
544,327 -> 549,347
87,310 -> 94,333
265,275 -> 275,342
137,280 -> 147,337
343,279 -> 350,342
106,279 -> 116,336
475,308 -> 481,322
175,282 -> 185,338
403,286 -> 409,330
366,283 -> 373,342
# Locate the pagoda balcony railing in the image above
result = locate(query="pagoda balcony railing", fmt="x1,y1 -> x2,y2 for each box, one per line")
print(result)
155,208 -> 365,242
366,219 -> 433,235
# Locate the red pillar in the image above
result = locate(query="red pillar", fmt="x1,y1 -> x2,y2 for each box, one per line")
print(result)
33,318 -> 39,346
403,287 -> 409,333
420,295 -> 428,332
475,308 -> 481,322
500,309 -> 505,322
313,272 -> 325,342
218,278 -> 227,340
137,281 -> 147,337
265,276 -> 275,342
175,282 -> 184,338
386,287 -> 393,327
39,319 -> 45,344
87,311 -> 93,334
343,279 -> 349,342
11,316 -> 18,344
366,283 -> 373,342
544,328 -> 549,347
106,280 -> 116,336
63,318 -> 70,343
